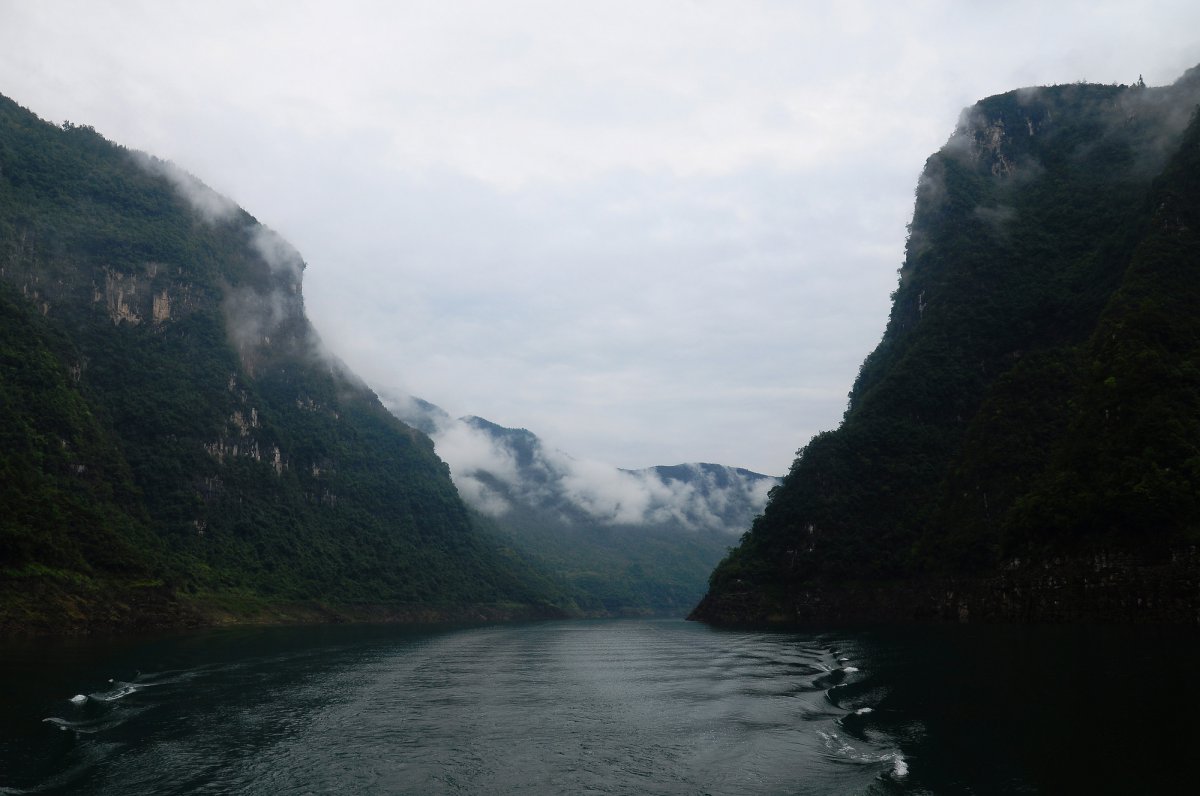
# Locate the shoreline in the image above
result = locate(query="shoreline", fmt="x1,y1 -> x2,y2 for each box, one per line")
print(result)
690,548 -> 1200,627
0,577 -> 575,638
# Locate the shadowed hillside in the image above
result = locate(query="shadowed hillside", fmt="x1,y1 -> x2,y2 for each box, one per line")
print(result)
693,67 -> 1200,625
0,95 -> 570,633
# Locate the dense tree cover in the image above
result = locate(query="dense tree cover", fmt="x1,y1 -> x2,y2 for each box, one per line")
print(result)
425,417 -> 774,616
0,279 -> 161,581
697,68 -> 1200,622
476,483 -> 739,617
0,95 -> 570,631
472,502 -> 728,617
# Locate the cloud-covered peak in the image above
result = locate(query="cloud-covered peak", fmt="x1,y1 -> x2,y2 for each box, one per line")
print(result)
387,395 -> 778,534
251,225 -> 306,281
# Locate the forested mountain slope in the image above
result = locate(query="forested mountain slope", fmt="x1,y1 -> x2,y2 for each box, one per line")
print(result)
693,67 -> 1200,624
390,398 -> 777,616
0,95 -> 568,633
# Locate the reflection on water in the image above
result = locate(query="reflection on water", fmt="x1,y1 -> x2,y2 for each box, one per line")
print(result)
1,620 -> 1197,794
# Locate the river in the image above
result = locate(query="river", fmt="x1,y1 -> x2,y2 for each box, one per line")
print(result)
1,619 -> 1197,794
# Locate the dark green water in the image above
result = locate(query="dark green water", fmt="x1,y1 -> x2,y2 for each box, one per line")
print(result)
1,619 -> 1197,794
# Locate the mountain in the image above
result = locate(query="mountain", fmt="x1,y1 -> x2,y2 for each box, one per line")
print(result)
0,94 -> 572,633
387,396 -> 778,615
692,67 -> 1200,625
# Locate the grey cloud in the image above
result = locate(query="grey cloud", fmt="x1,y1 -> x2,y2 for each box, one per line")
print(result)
1015,85 -> 1045,106
251,226 -> 306,281
222,285 -> 299,358
387,395 -> 776,534
129,151 -> 239,223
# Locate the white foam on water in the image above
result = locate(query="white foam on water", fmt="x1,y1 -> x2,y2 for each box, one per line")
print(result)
91,682 -> 139,702
820,727 -> 906,780
42,715 -> 119,735
69,694 -> 87,705
816,730 -> 856,756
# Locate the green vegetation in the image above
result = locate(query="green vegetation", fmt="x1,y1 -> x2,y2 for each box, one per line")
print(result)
410,417 -> 773,616
475,498 -> 735,617
697,68 -> 1200,622
0,94 -> 570,632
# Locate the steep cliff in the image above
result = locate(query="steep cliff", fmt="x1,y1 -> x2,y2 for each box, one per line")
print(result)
0,95 -> 568,633
693,67 -> 1200,625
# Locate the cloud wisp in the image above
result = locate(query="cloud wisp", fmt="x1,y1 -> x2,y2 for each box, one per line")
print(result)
385,393 -> 777,535
129,152 -> 240,224
131,154 -> 316,372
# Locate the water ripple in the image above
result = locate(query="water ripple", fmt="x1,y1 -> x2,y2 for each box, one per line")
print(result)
4,620 -> 922,794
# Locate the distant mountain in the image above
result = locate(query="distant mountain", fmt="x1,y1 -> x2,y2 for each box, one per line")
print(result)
387,396 -> 778,615
693,66 -> 1200,625
0,95 -> 570,633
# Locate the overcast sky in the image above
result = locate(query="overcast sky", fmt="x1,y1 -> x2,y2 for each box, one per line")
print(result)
2,1 -> 1198,475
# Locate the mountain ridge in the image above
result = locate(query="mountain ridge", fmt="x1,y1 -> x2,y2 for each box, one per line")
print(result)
0,94 -> 571,633
692,67 -> 1200,625
387,395 -> 777,615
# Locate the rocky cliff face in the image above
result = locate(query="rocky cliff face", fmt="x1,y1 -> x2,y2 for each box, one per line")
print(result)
693,66 -> 1200,626
0,96 -> 567,633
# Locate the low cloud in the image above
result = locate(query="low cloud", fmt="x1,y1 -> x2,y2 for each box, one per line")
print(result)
973,204 -> 1017,232
385,394 -> 777,534
130,151 -> 239,223
251,225 -> 306,281
222,284 -> 299,354
454,474 -> 514,516
130,154 -> 315,368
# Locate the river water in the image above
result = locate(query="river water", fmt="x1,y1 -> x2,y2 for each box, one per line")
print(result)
1,619 -> 1197,794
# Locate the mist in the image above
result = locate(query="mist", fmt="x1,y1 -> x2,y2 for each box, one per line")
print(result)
385,393 -> 777,535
